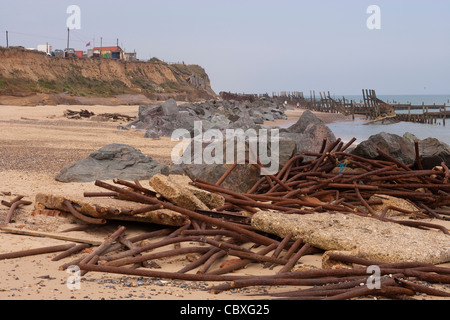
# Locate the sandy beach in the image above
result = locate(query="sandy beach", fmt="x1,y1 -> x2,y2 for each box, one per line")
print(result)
0,104 -> 323,301
0,104 -> 448,301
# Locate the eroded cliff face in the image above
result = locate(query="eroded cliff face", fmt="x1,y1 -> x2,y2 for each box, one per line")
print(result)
0,47 -> 216,104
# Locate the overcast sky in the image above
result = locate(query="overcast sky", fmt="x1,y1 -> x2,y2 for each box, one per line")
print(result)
1,0 -> 449,95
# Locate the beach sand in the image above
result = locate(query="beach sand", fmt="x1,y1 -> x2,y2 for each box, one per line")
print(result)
0,104 -> 322,301
0,104 -> 447,301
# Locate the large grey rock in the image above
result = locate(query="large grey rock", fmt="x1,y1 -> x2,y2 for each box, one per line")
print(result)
403,132 -> 419,144
138,104 -> 163,122
351,132 -> 415,165
55,144 -> 169,183
353,132 -> 450,169
286,109 -> 323,134
262,113 -> 274,121
210,114 -> 231,128
280,110 -> 336,154
248,110 -> 265,124
417,137 -> 450,169
161,98 -> 179,116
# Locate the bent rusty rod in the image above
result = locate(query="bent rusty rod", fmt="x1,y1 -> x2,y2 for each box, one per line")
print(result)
63,199 -> 106,225
4,200 -> 32,224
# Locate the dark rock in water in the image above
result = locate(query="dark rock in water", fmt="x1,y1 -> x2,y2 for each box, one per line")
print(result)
417,137 -> 450,169
55,144 -> 169,182
351,132 -> 415,165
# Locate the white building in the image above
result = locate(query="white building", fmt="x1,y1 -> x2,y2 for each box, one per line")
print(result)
37,44 -> 53,55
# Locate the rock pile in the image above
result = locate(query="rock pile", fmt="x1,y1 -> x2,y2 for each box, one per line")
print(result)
128,98 -> 288,139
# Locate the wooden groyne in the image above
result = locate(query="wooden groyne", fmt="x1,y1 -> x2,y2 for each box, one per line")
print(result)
221,89 -> 448,126
394,104 -> 448,126
304,89 -> 393,120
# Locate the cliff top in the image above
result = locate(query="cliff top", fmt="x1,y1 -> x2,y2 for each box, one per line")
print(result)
0,47 -> 216,104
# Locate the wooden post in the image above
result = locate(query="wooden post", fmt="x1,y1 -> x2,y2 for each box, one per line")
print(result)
351,100 -> 355,120
362,89 -> 368,119
313,90 -> 316,110
6,30 -> 8,48
370,89 -> 377,118
408,105 -> 411,122
444,104 -> 446,127
319,92 -> 324,112
328,91 -> 333,113
422,102 -> 425,123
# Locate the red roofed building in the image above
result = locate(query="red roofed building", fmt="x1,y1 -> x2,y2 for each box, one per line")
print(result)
93,46 -> 124,60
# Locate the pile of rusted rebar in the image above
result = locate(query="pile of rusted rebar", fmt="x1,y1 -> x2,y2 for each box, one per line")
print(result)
1,136 -> 450,300
191,137 -> 450,233
75,137 -> 450,299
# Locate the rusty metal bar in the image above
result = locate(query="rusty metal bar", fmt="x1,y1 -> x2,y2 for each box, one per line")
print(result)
394,277 -> 450,297
208,243 -> 278,275
104,246 -> 212,267
63,199 -> 106,225
78,263 -> 253,282
78,225 -> 126,268
264,232 -> 292,268
83,192 -> 118,198
0,243 -> 76,260
3,200 -> 32,224
51,243 -> 91,261
277,243 -> 311,273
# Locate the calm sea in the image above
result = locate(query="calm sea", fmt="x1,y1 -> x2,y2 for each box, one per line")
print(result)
328,94 -> 450,145
299,94 -> 450,146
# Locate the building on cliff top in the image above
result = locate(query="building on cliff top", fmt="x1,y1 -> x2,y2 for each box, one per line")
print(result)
92,46 -> 124,60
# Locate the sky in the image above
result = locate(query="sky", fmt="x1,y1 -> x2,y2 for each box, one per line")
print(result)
0,0 -> 449,95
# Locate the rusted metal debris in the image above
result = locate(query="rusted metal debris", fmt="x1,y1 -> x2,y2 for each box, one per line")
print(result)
1,136 -> 450,300
1,195 -> 32,224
